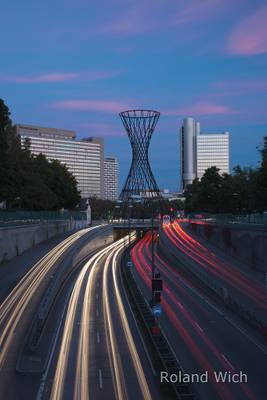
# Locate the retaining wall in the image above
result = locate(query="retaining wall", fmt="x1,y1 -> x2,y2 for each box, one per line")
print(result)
0,219 -> 87,263
187,221 -> 267,272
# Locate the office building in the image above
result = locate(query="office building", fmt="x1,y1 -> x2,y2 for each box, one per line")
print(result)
196,132 -> 229,179
16,124 -> 104,199
104,157 -> 119,201
180,117 -> 198,189
180,117 -> 229,190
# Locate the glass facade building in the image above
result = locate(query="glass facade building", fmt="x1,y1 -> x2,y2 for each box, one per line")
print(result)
104,157 -> 119,201
16,124 -> 104,199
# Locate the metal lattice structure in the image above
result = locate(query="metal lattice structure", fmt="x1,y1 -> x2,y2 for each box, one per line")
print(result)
119,109 -> 162,202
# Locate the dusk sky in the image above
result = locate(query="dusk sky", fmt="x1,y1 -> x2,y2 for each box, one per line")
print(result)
1,0 -> 267,191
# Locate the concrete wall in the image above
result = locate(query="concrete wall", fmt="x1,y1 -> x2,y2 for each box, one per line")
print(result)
0,219 -> 87,263
187,221 -> 267,272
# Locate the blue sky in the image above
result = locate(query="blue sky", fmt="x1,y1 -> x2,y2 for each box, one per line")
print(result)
1,0 -> 267,190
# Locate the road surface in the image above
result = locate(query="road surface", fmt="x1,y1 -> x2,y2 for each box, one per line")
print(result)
131,231 -> 267,400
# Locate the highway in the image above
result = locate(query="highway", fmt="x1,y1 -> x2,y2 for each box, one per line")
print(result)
131,230 -> 267,400
163,221 -> 267,321
38,235 -> 159,400
0,226 -> 103,368
0,225 -> 110,399
0,225 -> 161,400
1,219 -> 266,400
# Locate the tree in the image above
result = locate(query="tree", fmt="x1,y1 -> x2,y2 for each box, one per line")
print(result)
184,178 -> 201,212
185,167 -> 224,213
0,97 -> 81,210
184,166 -> 257,214
0,99 -> 19,202
46,159 -> 81,209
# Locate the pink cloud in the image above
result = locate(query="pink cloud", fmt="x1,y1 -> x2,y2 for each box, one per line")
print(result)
172,0 -> 225,25
14,73 -> 79,83
164,101 -> 235,116
99,0 -> 233,37
99,4 -> 151,35
227,5 -> 267,56
51,100 -> 134,113
0,70 -> 123,84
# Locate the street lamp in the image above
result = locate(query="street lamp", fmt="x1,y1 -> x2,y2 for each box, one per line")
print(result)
114,204 -> 121,222
128,201 -> 133,246
146,198 -> 163,308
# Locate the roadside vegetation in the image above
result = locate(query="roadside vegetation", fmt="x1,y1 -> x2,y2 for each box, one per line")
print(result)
0,98 -> 80,210
184,138 -> 267,213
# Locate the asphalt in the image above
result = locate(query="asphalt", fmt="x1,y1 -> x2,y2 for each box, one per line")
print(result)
161,222 -> 267,326
36,238 -> 161,400
0,225 -> 114,400
131,232 -> 267,400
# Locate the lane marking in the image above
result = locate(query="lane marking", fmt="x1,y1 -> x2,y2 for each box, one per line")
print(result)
204,299 -> 225,316
112,248 -> 152,400
221,354 -> 235,370
161,227 -> 267,355
119,267 -> 157,377
99,369 -> 103,389
96,307 -> 99,317
223,316 -> 267,356
96,293 -> 99,300
49,236 -> 127,400
97,331 -> 100,344
36,295 -> 71,400
194,321 -> 204,333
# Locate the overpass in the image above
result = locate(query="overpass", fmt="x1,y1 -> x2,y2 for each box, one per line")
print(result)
112,219 -> 159,240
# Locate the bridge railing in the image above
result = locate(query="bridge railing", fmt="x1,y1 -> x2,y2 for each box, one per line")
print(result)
0,210 -> 87,227
189,213 -> 267,226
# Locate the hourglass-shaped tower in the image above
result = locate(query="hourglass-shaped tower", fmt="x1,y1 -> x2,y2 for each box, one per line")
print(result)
119,109 -> 162,202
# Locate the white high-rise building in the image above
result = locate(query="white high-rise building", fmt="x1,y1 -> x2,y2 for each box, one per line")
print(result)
16,124 -> 104,199
180,117 -> 197,189
180,118 -> 230,190
104,157 -> 119,201
196,133 -> 229,179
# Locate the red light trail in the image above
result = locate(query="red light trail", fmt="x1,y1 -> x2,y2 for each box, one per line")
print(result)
131,233 -> 257,400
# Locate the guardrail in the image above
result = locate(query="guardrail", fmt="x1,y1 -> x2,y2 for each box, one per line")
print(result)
188,213 -> 267,226
0,210 -> 87,227
121,249 -> 195,400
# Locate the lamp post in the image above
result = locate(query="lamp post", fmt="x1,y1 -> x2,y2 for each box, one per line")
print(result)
128,201 -> 133,246
151,201 -> 155,290
114,204 -> 121,222
148,198 -> 163,308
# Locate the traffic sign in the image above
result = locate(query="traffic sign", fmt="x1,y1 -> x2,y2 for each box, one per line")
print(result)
152,304 -> 162,316
127,261 -> 133,268
162,214 -> 171,226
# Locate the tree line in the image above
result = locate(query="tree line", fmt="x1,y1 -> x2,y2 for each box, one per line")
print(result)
0,98 -> 80,210
184,137 -> 267,214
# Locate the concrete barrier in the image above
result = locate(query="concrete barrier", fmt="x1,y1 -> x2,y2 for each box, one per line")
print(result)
16,225 -> 114,372
0,219 -> 88,263
27,226 -> 113,354
158,232 -> 266,334
186,221 -> 267,272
